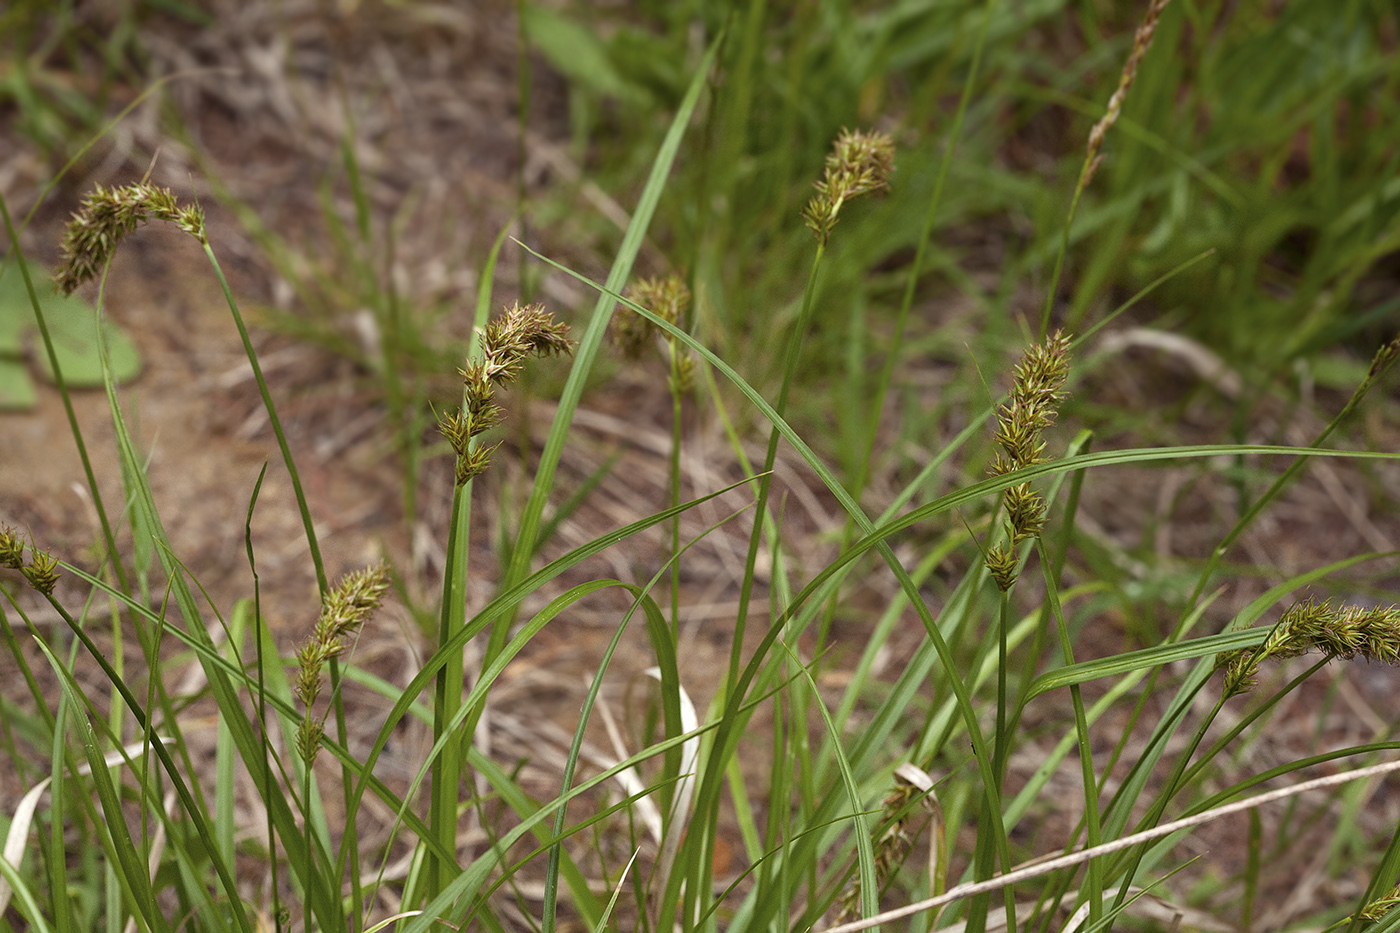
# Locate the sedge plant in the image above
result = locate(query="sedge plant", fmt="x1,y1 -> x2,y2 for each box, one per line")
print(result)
7,5 -> 1400,933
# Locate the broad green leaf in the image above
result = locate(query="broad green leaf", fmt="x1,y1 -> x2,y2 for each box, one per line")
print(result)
0,358 -> 35,409
0,259 -> 142,403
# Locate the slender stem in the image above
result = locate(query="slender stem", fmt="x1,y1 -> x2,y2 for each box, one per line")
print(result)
1039,162 -> 1093,339
697,241 -> 827,930
430,479 -> 470,897
1040,539 -> 1102,926
202,245 -> 328,596
202,243 -> 353,926
670,387 -> 683,639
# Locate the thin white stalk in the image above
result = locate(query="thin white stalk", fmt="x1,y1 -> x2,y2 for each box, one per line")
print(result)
821,758 -> 1400,933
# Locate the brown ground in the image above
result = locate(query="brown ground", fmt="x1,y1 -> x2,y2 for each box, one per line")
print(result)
4,3 -> 1400,931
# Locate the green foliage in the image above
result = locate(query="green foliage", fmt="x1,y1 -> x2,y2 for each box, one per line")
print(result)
0,0 -> 211,161
0,259 -> 141,410
529,0 -> 1399,457
4,3 -> 1400,933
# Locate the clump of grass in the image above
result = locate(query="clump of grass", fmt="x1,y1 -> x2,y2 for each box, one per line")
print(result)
6,5 -> 1400,933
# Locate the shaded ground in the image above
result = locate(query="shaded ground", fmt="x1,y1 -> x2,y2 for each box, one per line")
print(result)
4,3 -> 1400,929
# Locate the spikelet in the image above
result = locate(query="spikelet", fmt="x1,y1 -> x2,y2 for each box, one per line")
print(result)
439,302 -> 572,486
984,332 -> 1072,590
802,129 -> 896,247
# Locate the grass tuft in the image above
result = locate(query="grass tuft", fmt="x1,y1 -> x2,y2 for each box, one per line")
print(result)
3,4 -> 1400,933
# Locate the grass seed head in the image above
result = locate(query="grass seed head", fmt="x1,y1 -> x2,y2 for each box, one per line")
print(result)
294,564 -> 390,757
803,128 -> 896,246
56,183 -> 206,295
614,276 -> 695,394
482,301 -> 573,375
0,526 -> 23,569
21,547 -> 61,595
1362,884 -> 1400,921
986,542 -> 1019,592
297,717 -> 324,766
1083,0 -> 1172,186
834,767 -> 934,923
1218,597 -> 1400,697
1366,333 -> 1400,382
442,302 -> 572,486
614,275 -> 689,360
983,331 -> 1071,588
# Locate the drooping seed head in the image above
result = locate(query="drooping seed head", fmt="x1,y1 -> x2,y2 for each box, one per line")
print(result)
56,183 -> 206,295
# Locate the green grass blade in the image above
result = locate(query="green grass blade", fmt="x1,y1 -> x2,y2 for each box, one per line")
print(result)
34,638 -> 167,933
1027,549 -> 1397,701
502,31 -> 723,590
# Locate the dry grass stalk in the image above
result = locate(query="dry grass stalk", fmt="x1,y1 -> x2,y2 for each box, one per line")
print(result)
1082,0 -> 1172,186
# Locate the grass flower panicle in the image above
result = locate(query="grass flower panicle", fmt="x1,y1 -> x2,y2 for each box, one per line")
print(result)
293,563 -> 390,762
614,275 -> 694,393
802,128 -> 896,246
1218,598 -> 1400,697
56,183 -> 207,294
440,301 -> 573,485
984,330 -> 1071,589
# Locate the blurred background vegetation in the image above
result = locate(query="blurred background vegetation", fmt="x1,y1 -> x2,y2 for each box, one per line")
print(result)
4,1 -> 1396,423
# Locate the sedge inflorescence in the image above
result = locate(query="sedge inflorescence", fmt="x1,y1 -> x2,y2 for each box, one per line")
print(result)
1082,0 -> 1172,187
438,301 -> 573,486
612,275 -> 694,395
56,183 -> 207,295
1217,597 -> 1400,698
801,128 -> 896,247
1,524 -> 61,595
293,564 -> 391,763
834,768 -> 938,924
984,331 -> 1072,591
